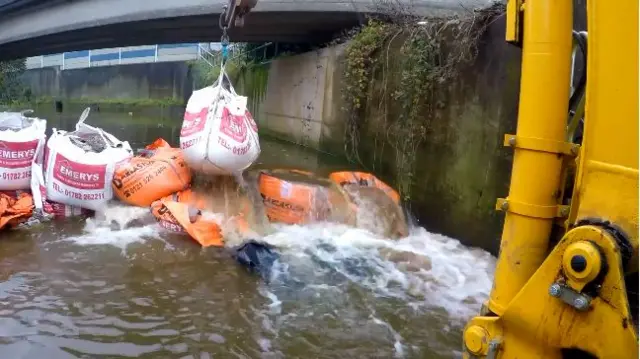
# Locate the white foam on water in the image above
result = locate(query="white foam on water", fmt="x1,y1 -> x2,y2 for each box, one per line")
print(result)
60,200 -> 495,333
249,220 -> 495,357
258,222 -> 495,322
63,203 -> 160,249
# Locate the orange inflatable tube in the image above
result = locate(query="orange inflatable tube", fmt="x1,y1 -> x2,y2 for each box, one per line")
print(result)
150,190 -> 223,247
113,138 -> 191,207
257,169 -> 353,225
0,192 -> 34,230
329,171 -> 400,204
258,171 -> 321,225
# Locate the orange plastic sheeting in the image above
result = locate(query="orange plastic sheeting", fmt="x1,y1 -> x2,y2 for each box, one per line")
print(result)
150,190 -> 223,247
164,201 -> 223,247
258,172 -> 324,225
112,138 -> 191,207
329,171 -> 400,204
0,192 -> 34,230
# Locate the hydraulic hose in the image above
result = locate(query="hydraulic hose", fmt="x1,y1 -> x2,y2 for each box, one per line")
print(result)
567,31 -> 588,143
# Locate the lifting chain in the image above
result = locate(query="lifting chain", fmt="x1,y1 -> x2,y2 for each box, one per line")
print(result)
219,6 -> 231,65
218,0 -> 258,65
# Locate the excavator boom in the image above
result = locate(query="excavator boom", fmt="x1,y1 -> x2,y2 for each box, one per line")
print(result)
463,0 -> 639,358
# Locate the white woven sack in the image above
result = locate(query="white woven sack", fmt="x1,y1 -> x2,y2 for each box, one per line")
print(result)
43,108 -> 132,211
0,110 -> 47,190
180,67 -> 260,175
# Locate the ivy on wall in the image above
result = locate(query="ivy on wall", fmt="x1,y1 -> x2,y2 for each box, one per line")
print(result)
339,1 -> 505,200
0,59 -> 27,104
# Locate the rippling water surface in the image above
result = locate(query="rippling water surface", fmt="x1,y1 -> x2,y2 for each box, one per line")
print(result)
0,110 -> 496,358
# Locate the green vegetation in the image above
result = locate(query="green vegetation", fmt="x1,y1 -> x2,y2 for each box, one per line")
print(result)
192,42 -> 314,90
0,59 -> 27,104
191,42 -> 312,115
339,1 -> 505,200
6,96 -> 184,108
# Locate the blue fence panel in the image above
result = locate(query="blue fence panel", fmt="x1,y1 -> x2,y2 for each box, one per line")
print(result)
64,50 -> 90,59
157,43 -> 198,49
120,48 -> 156,59
30,43 -> 201,69
90,52 -> 119,62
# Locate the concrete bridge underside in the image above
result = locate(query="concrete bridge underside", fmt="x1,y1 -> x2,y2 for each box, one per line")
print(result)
0,0 -> 495,60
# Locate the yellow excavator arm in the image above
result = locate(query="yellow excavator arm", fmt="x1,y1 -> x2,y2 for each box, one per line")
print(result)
463,0 -> 639,358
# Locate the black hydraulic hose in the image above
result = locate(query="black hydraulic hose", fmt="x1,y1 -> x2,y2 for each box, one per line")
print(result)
569,30 -> 588,113
567,31 -> 588,143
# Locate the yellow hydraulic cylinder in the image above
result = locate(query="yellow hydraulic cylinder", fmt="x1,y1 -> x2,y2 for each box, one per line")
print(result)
488,0 -> 573,315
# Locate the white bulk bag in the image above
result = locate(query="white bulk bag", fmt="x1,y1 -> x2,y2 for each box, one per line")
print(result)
0,110 -> 47,190
31,146 -> 88,217
43,108 -> 132,211
180,67 -> 260,175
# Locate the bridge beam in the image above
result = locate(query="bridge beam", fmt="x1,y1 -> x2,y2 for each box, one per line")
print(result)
0,0 -> 494,60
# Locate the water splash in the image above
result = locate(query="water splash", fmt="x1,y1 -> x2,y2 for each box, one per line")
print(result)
59,199 -> 495,357
257,222 -> 494,320
64,201 -> 494,320
63,202 -> 159,250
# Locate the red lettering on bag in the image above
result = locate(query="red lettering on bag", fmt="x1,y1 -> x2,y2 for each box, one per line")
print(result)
245,110 -> 258,132
217,136 -> 231,150
53,153 -> 106,190
219,107 -> 247,143
0,140 -> 38,168
181,107 -> 208,137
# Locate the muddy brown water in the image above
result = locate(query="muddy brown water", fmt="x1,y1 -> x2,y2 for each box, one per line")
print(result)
0,110 -> 496,358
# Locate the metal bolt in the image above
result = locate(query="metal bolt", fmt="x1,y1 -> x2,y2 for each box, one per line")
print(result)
560,207 -> 570,216
508,137 -> 517,146
549,283 -> 562,297
573,297 -> 589,310
501,201 -> 509,211
571,146 -> 579,155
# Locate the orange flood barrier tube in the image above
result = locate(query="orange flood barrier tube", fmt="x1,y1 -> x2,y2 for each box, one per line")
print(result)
257,169 -> 357,225
113,138 -> 191,207
329,171 -> 400,204
0,192 -> 34,230
150,189 -> 223,247
258,170 -> 327,225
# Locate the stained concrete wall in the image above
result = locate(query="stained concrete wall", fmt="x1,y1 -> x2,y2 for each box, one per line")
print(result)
248,3 -> 586,254
243,33 -> 514,253
253,45 -> 347,153
21,62 -> 194,103
244,32 -> 515,253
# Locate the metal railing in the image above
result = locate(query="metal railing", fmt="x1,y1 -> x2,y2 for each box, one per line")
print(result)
196,42 -> 277,69
25,42 -> 282,71
26,44 -> 202,70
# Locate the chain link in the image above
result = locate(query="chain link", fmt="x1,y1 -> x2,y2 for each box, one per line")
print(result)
219,6 -> 231,64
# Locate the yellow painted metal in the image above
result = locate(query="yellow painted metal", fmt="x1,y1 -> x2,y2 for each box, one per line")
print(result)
503,134 -> 580,156
488,0 -> 573,315
463,325 -> 489,355
464,226 -> 638,358
464,0 -> 639,357
495,198 -> 570,219
562,241 -> 602,291
567,0 -> 639,271
505,0 -> 523,44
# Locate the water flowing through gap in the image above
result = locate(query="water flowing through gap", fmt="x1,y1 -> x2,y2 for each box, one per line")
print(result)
0,111 -> 496,358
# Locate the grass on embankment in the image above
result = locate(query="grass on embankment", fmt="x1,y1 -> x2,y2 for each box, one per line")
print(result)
2,96 -> 184,108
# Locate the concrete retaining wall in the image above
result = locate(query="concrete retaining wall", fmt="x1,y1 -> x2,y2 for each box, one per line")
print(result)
21,62 -> 194,102
246,4 -> 586,254
254,45 -> 346,153
248,27 -> 516,253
